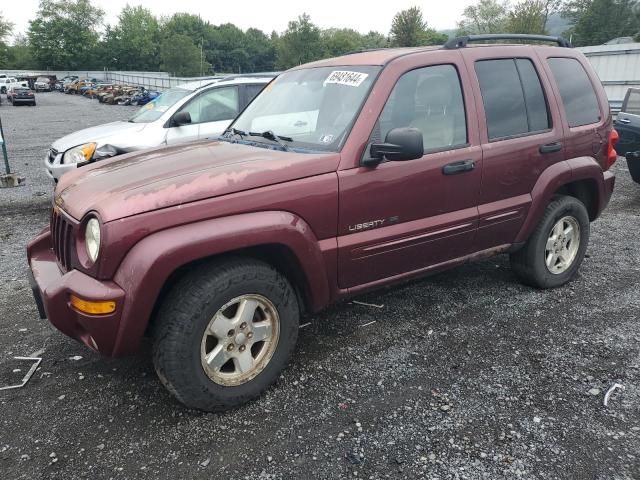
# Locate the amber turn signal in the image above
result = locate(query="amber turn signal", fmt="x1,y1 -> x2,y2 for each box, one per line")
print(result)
69,295 -> 116,315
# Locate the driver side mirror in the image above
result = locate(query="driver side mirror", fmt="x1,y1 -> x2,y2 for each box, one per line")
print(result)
172,111 -> 192,127
364,127 -> 424,167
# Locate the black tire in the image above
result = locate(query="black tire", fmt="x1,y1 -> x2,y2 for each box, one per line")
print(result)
510,195 -> 590,289
152,257 -> 300,411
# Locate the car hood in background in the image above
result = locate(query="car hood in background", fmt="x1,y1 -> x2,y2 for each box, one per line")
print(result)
51,121 -> 148,153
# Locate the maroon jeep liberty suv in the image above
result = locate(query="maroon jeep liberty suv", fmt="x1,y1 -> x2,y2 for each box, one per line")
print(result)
27,34 -> 617,411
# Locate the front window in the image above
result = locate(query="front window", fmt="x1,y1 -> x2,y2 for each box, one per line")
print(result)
230,66 -> 380,151
129,87 -> 192,123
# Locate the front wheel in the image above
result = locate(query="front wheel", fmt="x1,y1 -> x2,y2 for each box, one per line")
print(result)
152,257 -> 300,411
510,195 -> 590,289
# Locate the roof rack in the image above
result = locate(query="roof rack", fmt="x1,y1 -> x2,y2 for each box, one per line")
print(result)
342,48 -> 388,56
444,34 -> 572,49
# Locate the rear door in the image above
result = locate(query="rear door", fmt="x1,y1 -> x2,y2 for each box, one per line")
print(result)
614,88 -> 640,155
461,47 -> 564,251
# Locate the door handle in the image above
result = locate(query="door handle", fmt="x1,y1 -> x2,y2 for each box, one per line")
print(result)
539,142 -> 562,154
442,159 -> 475,175
616,118 -> 631,124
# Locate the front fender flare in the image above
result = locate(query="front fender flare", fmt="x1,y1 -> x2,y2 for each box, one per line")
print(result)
111,211 -> 330,356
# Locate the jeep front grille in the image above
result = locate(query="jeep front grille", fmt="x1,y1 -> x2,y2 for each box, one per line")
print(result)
50,207 -> 73,271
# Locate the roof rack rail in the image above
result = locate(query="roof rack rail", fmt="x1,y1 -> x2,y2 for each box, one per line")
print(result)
444,34 -> 572,49
342,48 -> 388,56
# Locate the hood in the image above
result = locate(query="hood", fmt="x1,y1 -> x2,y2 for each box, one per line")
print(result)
51,121 -> 147,153
56,141 -> 340,222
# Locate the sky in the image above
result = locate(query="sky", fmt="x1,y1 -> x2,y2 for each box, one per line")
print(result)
5,0 -> 477,38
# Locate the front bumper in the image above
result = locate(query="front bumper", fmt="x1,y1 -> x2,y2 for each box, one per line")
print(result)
45,150 -> 76,181
27,228 -> 126,355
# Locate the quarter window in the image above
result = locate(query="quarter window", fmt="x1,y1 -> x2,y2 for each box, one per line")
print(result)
548,57 -> 601,127
475,58 -> 550,140
376,64 -> 467,152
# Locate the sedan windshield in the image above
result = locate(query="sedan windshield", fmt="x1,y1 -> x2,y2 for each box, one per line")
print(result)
129,87 -> 191,123
230,66 -> 380,151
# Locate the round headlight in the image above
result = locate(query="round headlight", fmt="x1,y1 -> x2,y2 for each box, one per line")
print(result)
85,217 -> 101,263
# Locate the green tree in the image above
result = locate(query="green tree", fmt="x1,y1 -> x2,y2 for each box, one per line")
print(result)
209,23 -> 247,73
108,6 -> 160,71
563,0 -> 639,45
506,0 -> 548,33
361,31 -> 389,49
161,13 -> 210,42
0,12 -> 13,67
28,0 -> 104,69
160,33 -> 202,76
6,34 -> 35,69
243,28 -> 276,72
457,0 -> 510,34
276,14 -> 324,69
322,28 -> 364,56
390,7 -> 447,47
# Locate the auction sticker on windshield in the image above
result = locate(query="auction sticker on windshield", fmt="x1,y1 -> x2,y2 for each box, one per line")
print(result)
324,71 -> 369,87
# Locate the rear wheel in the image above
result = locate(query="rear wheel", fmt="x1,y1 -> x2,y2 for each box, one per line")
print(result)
510,195 -> 590,289
152,257 -> 300,411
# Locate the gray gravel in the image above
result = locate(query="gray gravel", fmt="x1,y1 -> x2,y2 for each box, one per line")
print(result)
1,93 -> 639,479
0,91 -> 137,208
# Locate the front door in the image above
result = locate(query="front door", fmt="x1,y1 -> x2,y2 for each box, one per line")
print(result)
166,86 -> 240,145
337,60 -> 482,289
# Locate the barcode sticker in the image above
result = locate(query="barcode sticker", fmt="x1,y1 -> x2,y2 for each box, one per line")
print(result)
324,71 -> 369,87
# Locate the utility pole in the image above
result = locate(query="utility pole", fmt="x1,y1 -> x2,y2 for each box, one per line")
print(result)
0,115 -> 9,175
0,114 -> 25,187
200,39 -> 204,77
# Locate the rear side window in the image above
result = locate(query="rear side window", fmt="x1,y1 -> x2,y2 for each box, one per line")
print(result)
547,57 -> 601,127
623,90 -> 640,115
475,58 -> 550,140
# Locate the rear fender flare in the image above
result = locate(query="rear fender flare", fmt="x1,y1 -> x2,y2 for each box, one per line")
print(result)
515,157 -> 605,243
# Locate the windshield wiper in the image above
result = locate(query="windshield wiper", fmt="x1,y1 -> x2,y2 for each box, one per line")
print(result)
223,127 -> 247,139
248,130 -> 292,151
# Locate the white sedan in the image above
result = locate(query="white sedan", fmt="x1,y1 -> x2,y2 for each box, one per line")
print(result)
45,75 -> 274,181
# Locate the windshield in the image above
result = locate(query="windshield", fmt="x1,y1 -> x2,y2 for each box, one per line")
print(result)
128,87 -> 191,123
230,66 -> 380,152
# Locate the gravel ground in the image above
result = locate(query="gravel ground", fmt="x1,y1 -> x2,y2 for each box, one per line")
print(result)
1,93 -> 639,479
0,91 -> 136,208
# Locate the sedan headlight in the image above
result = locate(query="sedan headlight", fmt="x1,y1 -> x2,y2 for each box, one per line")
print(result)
85,217 -> 101,263
63,143 -> 96,164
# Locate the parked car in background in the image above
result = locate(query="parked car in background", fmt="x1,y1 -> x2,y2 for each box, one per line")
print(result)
613,87 -> 640,183
45,74 -> 274,181
126,88 -> 160,106
34,76 -> 54,92
29,35 -> 616,411
7,87 -> 36,106
0,77 -> 28,94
